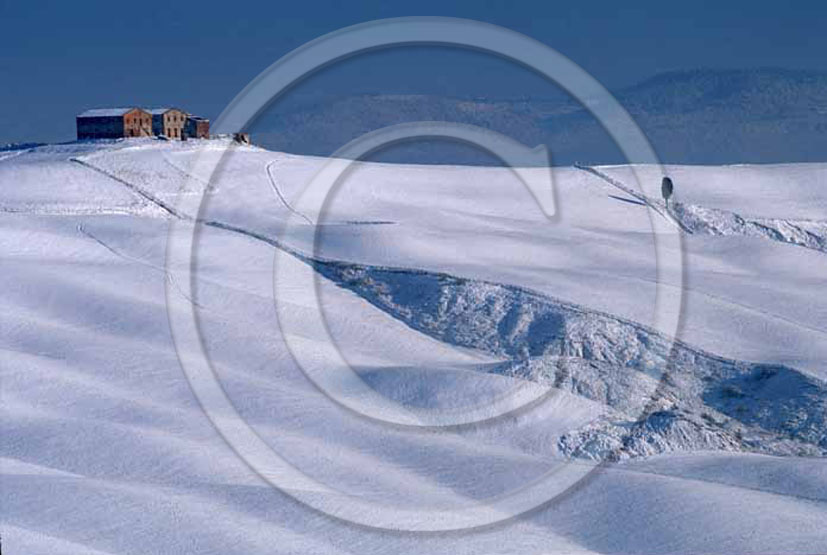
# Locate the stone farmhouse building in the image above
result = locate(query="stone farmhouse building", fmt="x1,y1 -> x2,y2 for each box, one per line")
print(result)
185,116 -> 210,140
77,107 -> 209,140
150,108 -> 188,139
76,108 -> 153,139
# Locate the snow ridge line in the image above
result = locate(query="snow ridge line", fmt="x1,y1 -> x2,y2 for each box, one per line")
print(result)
672,202 -> 827,254
574,163 -> 693,233
0,148 -> 32,164
266,159 -> 315,225
575,163 -> 827,254
606,461 -> 827,506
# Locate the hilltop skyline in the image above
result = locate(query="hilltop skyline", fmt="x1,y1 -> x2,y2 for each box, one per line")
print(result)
2,1 -> 827,145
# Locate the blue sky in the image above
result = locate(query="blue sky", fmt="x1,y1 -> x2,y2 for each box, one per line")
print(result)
2,0 -> 826,144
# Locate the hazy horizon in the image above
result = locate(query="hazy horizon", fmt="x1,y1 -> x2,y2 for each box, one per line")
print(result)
3,1 -> 827,145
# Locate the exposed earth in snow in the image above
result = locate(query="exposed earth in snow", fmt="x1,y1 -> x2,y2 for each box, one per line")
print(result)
2,139 -> 826,553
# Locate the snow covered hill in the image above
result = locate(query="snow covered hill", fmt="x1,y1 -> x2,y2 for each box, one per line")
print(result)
2,139 -> 826,553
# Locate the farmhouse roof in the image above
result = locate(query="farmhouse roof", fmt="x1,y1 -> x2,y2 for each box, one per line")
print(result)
77,107 -> 143,118
148,107 -> 187,115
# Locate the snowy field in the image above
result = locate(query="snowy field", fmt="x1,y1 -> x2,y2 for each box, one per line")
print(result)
2,139 -> 826,553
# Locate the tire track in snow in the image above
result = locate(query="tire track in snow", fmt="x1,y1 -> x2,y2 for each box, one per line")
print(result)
161,154 -> 218,194
266,158 -> 315,225
70,155 -> 304,258
0,205 -> 153,217
70,157 -> 183,219
77,223 -> 204,309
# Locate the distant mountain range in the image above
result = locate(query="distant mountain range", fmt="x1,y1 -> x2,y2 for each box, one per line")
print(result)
250,68 -> 827,165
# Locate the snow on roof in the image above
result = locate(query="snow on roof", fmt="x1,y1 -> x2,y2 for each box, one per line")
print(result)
148,107 -> 186,115
77,107 -> 142,118
77,106 -> 198,118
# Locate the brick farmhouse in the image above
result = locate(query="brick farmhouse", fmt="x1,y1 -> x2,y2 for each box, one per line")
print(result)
77,107 -> 209,140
